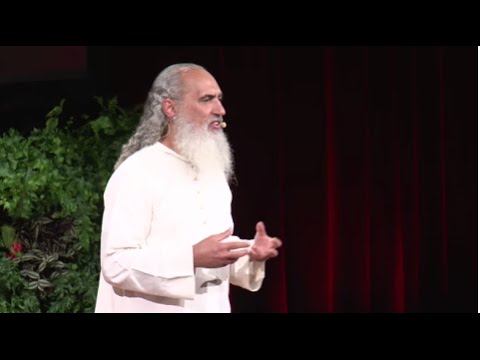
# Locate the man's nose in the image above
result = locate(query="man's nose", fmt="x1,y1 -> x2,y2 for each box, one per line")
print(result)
214,99 -> 226,116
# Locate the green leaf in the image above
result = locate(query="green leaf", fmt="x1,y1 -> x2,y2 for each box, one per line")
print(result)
45,117 -> 59,132
38,279 -> 53,288
38,261 -> 47,273
1,225 -> 16,249
26,281 -> 38,290
18,253 -> 41,262
20,270 -> 40,280
45,99 -> 65,119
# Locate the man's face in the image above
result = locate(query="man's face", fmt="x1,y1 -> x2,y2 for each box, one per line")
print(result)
176,69 -> 226,132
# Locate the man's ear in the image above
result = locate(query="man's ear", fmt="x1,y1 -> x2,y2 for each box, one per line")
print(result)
161,98 -> 176,119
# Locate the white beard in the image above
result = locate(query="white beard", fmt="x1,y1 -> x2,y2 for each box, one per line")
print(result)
173,115 -> 234,181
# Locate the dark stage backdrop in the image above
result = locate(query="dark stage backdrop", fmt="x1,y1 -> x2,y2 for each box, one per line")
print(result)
0,46 -> 97,134
2,46 -> 476,312
0,46 -> 86,83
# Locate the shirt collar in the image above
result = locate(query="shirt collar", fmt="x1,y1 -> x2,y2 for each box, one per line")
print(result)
154,142 -> 190,164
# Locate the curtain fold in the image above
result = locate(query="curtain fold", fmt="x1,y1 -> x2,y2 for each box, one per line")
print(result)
222,46 -> 476,313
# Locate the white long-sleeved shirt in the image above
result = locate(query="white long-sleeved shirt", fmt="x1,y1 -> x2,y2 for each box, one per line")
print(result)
95,142 -> 265,313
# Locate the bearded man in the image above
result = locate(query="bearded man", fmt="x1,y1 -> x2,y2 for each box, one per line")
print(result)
95,63 -> 282,313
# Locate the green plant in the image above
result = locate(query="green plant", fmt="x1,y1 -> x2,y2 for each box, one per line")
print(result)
0,255 -> 41,312
0,97 -> 140,312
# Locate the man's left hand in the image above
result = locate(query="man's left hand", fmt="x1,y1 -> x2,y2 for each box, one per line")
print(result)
249,221 -> 282,261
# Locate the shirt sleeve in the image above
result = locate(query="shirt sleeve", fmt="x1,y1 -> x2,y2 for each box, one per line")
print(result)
228,236 -> 265,291
100,164 -> 195,300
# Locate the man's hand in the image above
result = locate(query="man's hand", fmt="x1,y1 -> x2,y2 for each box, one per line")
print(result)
249,221 -> 282,262
193,228 -> 250,268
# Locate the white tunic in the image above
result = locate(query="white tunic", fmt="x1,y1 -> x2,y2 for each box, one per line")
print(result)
95,142 -> 265,312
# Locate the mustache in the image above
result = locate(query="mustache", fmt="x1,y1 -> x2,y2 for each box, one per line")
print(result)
209,117 -> 227,128
209,116 -> 223,123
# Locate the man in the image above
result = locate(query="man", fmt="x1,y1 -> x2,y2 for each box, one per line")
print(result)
95,63 -> 282,312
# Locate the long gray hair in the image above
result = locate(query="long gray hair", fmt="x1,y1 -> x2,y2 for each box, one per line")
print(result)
114,63 -> 205,170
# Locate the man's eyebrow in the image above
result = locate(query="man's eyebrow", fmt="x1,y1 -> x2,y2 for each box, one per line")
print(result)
199,92 -> 223,100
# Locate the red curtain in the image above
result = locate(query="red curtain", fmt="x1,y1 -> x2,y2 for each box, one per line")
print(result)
221,46 -> 476,313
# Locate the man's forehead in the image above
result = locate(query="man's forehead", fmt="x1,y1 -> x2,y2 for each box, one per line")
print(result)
182,69 -> 221,95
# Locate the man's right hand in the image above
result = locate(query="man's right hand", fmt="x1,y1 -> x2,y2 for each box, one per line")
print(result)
193,228 -> 250,268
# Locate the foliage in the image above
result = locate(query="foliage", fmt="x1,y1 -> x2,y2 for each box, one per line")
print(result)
0,97 -> 140,312
0,255 -> 41,312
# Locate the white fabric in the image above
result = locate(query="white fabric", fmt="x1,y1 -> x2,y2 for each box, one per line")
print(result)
95,142 -> 265,313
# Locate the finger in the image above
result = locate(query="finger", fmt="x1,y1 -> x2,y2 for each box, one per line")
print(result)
255,221 -> 267,237
248,247 -> 263,261
215,228 -> 233,241
273,238 -> 282,248
270,249 -> 279,258
226,249 -> 249,261
225,241 -> 251,250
